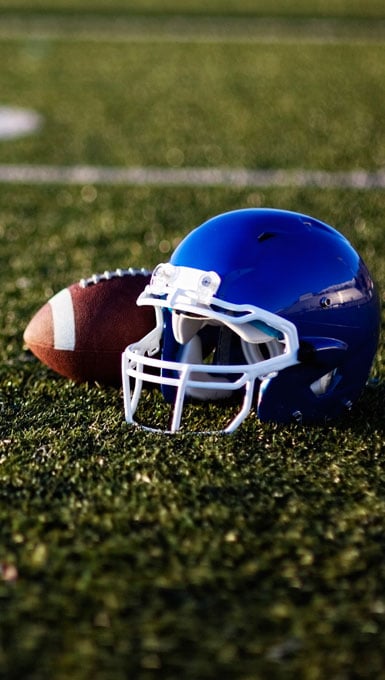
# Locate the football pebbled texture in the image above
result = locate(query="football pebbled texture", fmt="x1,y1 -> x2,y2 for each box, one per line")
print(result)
23,268 -> 154,385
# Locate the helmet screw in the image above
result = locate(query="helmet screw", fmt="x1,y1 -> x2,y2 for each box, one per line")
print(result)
320,296 -> 331,308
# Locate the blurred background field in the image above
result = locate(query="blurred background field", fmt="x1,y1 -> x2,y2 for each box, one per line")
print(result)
1,2 -> 385,679
0,0 -> 384,17
2,41 -> 385,171
0,0 -> 384,18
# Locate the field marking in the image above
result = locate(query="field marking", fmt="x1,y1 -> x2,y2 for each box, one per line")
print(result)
0,164 -> 384,190
0,16 -> 385,44
0,106 -> 42,141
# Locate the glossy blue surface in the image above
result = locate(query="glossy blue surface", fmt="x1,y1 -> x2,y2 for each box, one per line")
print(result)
166,209 -> 380,423
171,208 -> 363,313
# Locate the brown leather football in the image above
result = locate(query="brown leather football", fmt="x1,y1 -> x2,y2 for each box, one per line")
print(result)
23,268 -> 154,385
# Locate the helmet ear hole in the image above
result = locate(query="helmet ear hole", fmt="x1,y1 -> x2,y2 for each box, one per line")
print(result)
310,369 -> 339,396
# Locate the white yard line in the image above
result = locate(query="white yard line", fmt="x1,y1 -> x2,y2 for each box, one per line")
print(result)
0,164 -> 384,189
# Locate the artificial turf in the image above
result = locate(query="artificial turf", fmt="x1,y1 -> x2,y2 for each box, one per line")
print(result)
1,184 -> 385,678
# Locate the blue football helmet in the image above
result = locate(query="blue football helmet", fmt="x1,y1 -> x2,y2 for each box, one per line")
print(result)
122,208 -> 380,433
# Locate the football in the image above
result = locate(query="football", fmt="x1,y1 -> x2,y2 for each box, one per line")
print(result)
23,268 -> 154,385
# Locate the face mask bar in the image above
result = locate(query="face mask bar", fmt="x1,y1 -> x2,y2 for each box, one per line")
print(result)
122,347 -> 259,434
121,265 -> 300,434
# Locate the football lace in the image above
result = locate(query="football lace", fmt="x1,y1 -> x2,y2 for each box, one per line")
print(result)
79,267 -> 151,288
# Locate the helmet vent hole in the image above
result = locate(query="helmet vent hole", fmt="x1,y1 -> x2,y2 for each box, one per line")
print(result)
257,231 -> 276,243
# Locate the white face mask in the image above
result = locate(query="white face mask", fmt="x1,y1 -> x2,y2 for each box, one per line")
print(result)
121,265 -> 300,434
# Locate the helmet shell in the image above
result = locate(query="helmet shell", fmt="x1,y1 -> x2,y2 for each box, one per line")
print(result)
169,208 -> 380,423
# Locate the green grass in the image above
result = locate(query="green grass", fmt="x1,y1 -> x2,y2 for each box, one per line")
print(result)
1,6 -> 385,679
2,185 -> 385,678
0,0 -> 385,19
2,41 -> 385,171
